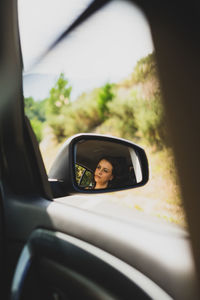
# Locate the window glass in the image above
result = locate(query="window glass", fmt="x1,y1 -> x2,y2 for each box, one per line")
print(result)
18,0 -> 186,228
75,164 -> 93,188
18,0 -> 93,69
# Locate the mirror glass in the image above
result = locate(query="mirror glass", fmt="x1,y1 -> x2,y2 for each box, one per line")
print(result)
74,139 -> 143,190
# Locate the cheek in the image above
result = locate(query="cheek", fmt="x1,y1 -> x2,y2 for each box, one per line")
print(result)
105,173 -> 113,180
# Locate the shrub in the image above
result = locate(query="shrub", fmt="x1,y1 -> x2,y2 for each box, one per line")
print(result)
132,52 -> 157,83
30,119 -> 43,143
107,92 -> 138,139
49,88 -> 103,141
132,90 -> 168,149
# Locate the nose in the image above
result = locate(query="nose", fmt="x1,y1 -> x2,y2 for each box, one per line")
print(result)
98,169 -> 102,175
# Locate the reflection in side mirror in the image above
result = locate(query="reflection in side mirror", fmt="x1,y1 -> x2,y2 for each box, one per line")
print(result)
75,164 -> 93,188
48,133 -> 149,197
74,138 -> 146,191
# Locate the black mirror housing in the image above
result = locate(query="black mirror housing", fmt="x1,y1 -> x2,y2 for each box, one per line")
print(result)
48,134 -> 149,198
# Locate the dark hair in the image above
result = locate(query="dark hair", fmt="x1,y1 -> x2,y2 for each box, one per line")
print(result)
95,156 -> 129,188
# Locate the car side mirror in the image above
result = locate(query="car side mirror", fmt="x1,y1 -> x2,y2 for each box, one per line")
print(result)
48,134 -> 149,198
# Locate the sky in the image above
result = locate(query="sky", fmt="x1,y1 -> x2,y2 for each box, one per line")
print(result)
18,0 -> 154,101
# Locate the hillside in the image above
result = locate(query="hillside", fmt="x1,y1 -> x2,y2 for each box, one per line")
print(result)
27,52 -> 187,227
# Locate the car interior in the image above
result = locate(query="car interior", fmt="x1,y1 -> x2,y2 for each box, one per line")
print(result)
74,136 -> 140,187
1,0 -> 200,299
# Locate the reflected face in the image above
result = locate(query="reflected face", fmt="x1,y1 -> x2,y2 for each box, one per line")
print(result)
94,159 -> 113,188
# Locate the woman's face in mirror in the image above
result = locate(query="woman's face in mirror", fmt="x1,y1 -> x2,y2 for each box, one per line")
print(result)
94,159 -> 114,189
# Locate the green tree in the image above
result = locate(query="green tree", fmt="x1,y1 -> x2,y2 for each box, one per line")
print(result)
46,73 -> 72,116
24,97 -> 46,143
45,73 -> 72,141
24,97 -> 35,119
24,97 -> 46,122
97,83 -> 114,121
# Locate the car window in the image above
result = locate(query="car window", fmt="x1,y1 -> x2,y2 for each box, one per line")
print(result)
18,0 -> 186,228
75,164 -> 93,188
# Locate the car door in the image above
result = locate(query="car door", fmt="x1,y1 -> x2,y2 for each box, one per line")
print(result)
1,0 -> 200,300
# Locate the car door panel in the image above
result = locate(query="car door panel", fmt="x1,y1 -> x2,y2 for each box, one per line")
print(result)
5,194 -> 198,300
11,228 -> 173,300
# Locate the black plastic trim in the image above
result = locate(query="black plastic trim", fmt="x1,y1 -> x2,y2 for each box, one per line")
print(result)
11,229 -> 172,300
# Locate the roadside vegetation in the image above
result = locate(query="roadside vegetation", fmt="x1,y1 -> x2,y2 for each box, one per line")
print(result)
25,52 -> 187,227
